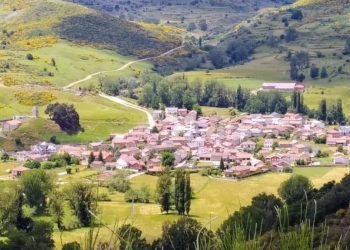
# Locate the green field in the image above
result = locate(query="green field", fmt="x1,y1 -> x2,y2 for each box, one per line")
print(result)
0,88 -> 147,146
0,42 -> 151,87
51,167 -> 348,247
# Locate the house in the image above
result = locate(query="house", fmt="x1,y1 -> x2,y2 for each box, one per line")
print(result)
178,108 -> 188,117
333,152 -> 349,165
2,119 -> 22,132
174,149 -> 188,164
116,154 -> 144,171
261,82 -> 304,92
12,166 -> 29,178
339,126 -> 350,135
153,110 -> 165,120
165,107 -> 178,116
264,139 -> 274,149
31,142 -> 56,155
241,141 -> 256,151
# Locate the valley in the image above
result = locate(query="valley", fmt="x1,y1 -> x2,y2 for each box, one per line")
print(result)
1,0 -> 350,249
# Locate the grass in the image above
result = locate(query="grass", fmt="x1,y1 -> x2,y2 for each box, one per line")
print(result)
0,42 -> 151,87
52,168 -> 348,247
0,89 -> 147,146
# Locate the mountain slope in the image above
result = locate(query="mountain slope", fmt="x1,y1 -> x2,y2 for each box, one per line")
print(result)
0,0 -> 182,57
0,0 -> 182,86
217,0 -> 350,84
68,0 -> 296,37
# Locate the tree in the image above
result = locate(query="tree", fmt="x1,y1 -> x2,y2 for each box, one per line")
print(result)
192,104 -> 202,117
208,47 -> 226,69
1,152 -> 9,162
117,224 -> 150,250
310,64 -> 319,79
184,172 -> 192,215
88,152 -> 95,167
20,170 -> 54,213
198,19 -> 208,31
45,103 -> 82,134
278,175 -> 313,204
343,37 -> 350,55
156,170 -> 172,214
336,99 -> 345,125
318,99 -> 327,121
219,158 -> 225,171
151,126 -> 159,133
26,53 -> 34,60
3,221 -> 55,250
0,182 -> 27,234
153,217 -> 215,250
174,169 -> 186,215
320,66 -> 328,78
291,9 -> 303,20
219,193 -> 282,240
48,190 -> 65,230
24,160 -> 41,169
161,151 -> 175,168
183,90 -> 195,110
285,27 -> 298,42
98,151 -> 104,163
65,182 -> 95,227
235,85 -> 245,110
107,170 -> 130,193
187,22 -> 196,31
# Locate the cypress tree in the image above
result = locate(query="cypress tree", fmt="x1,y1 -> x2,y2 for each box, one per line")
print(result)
175,169 -> 185,215
219,158 -> 225,171
184,172 -> 192,215
336,99 -> 345,125
88,152 -> 95,167
318,99 -> 327,121
320,66 -> 328,78
98,151 -> 104,163
156,169 -> 172,214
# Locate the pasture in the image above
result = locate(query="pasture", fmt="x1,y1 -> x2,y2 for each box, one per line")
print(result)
0,88 -> 147,147
51,167 -> 348,247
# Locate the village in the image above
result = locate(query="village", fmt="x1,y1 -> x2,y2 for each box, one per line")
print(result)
3,103 -> 350,180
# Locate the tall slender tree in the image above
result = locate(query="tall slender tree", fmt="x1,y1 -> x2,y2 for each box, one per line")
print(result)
336,99 -> 345,125
156,170 -> 172,214
318,99 -> 327,121
184,172 -> 192,215
175,169 -> 186,215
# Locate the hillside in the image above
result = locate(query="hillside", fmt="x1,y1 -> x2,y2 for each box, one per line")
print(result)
0,0 -> 182,57
219,0 -> 350,84
67,0 -> 295,36
0,0 -> 182,86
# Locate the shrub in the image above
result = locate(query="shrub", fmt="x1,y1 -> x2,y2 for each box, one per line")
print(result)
24,160 -> 41,169
26,53 -> 34,60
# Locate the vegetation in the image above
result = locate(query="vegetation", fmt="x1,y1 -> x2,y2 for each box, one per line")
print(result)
45,103 -> 82,134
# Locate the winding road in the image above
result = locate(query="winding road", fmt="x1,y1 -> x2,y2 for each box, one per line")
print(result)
63,45 -> 184,128
99,93 -> 156,128
63,46 -> 184,90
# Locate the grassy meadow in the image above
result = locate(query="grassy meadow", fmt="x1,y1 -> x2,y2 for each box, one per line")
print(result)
0,42 -> 151,87
0,87 -> 147,147
39,167 -> 349,247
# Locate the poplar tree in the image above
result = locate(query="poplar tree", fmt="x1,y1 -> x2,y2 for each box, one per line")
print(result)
184,172 -> 192,215
156,170 -> 172,214
175,169 -> 185,215
318,99 -> 327,121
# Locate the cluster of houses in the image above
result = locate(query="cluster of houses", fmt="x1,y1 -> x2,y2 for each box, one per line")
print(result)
6,105 -> 350,180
